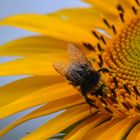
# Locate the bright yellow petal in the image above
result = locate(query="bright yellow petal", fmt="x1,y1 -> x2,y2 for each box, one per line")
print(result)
21,104 -> 97,140
127,123 -> 140,140
93,117 -> 140,140
51,8 -> 107,30
84,0 -> 134,18
0,75 -> 64,106
64,113 -> 110,140
83,0 -> 118,18
0,94 -> 83,136
0,36 -> 68,56
84,118 -> 121,140
0,14 -> 95,44
0,83 -> 78,118
0,54 -> 67,76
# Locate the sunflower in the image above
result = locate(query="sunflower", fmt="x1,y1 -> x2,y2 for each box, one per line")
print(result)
1,0 -> 140,139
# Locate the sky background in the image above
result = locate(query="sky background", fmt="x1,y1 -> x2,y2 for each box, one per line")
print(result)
0,0 -> 88,140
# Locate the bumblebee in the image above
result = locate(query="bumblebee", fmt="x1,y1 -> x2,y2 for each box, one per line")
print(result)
53,44 -> 109,108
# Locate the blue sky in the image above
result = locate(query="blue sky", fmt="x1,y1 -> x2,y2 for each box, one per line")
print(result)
0,1 -> 88,140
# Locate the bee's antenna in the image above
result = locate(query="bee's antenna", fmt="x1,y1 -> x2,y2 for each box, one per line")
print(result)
97,67 -> 110,73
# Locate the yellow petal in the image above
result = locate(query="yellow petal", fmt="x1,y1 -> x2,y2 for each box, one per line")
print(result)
0,14 -> 95,44
0,54 -> 67,76
0,83 -> 78,118
0,35 -> 68,56
84,118 -> 121,140
83,0 -> 136,32
94,117 -> 140,140
21,104 -> 96,140
0,94 -> 83,136
52,8 -> 107,30
84,0 -> 118,18
0,75 -> 64,106
64,113 -> 110,140
126,123 -> 140,140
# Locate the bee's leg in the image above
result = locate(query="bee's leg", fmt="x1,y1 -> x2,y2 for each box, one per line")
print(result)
80,87 -> 98,111
94,84 -> 107,98
85,96 -> 98,109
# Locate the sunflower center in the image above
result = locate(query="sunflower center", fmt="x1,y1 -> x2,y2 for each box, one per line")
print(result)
96,17 -> 140,118
104,17 -> 140,86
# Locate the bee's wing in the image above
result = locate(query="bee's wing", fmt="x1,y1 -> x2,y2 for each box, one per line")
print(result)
67,43 -> 90,65
53,62 -> 69,76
